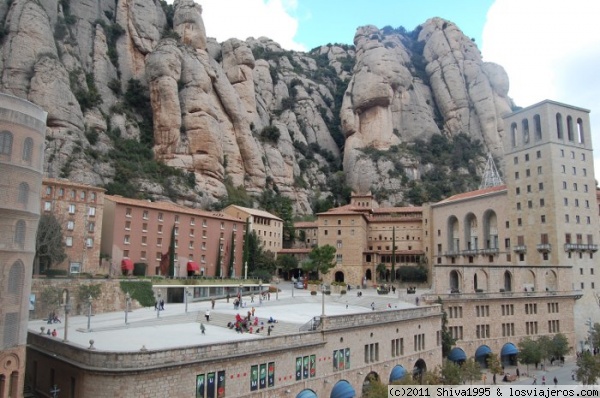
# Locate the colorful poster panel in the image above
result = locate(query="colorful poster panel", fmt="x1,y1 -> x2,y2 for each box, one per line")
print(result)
206,372 -> 216,398
268,362 -> 275,387
338,349 -> 345,370
259,363 -> 267,389
309,355 -> 316,378
296,357 -> 302,381
196,374 -> 205,398
303,356 -> 309,379
250,365 -> 259,391
217,370 -> 225,398
333,349 -> 338,370
345,348 -> 351,369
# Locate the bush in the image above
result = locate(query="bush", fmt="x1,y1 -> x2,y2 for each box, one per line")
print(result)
310,291 -> 317,296
119,280 -> 155,307
260,125 -> 280,144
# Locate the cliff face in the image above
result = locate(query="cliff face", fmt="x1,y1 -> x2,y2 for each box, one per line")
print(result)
0,0 -> 513,213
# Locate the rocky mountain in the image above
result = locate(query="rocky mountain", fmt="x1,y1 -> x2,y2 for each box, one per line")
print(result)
0,0 -> 513,214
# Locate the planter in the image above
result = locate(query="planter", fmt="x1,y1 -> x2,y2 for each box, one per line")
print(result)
310,291 -> 317,296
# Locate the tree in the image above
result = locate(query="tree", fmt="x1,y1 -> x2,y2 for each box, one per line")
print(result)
518,337 -> 542,373
376,263 -> 387,282
303,245 -> 336,279
276,254 -> 298,279
589,322 -> 600,349
549,333 -> 571,361
486,353 -> 503,377
35,214 -> 67,273
576,351 -> 600,385
168,225 -> 175,276
536,335 -> 552,366
440,360 -> 462,385
436,297 -> 456,357
460,358 -> 482,384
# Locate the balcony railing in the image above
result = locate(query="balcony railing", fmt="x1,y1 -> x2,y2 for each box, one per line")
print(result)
461,249 -> 478,256
422,290 -> 583,302
443,251 -> 460,257
480,248 -> 499,255
536,244 -> 551,253
564,243 -> 598,252
513,245 -> 527,254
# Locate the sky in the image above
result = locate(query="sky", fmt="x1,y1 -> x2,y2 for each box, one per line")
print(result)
175,0 -> 600,177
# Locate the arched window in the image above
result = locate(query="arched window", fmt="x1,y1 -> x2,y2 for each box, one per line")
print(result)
450,270 -> 460,292
522,119 -> 530,144
556,113 -> 563,139
533,114 -> 542,140
14,220 -> 25,248
510,123 -> 517,147
464,213 -> 478,251
504,271 -> 512,292
8,261 -> 24,296
22,137 -> 33,162
577,118 -> 585,144
0,130 -> 13,155
17,182 -> 29,204
567,116 -> 574,141
474,274 -> 478,291
447,216 -> 459,252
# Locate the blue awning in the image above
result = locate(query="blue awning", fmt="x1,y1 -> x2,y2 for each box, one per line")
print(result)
501,343 -> 519,356
389,365 -> 407,382
475,345 -> 492,358
297,389 -> 318,398
448,347 -> 467,362
330,380 -> 356,398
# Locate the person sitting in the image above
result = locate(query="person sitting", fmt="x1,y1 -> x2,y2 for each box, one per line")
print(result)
268,316 -> 278,323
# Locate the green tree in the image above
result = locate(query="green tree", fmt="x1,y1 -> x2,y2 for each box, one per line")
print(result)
536,335 -> 552,366
440,360 -> 462,385
276,254 -> 298,279
576,351 -> 600,385
589,323 -> 600,349
228,231 -> 235,277
35,214 -> 67,273
40,286 -> 63,313
436,297 -> 456,357
77,284 -> 102,303
362,375 -> 389,398
460,358 -> 482,384
518,337 -> 542,373
376,263 -> 387,282
549,333 -> 571,361
486,353 -> 503,377
303,245 -> 336,279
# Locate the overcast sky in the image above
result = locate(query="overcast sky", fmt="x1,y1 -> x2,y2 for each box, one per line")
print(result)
170,0 -> 600,177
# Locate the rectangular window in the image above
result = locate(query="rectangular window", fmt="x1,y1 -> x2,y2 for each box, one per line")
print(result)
44,201 -> 52,211
142,223 -> 148,232
175,215 -> 179,224
68,204 -> 76,214
124,235 -> 130,244
538,182 -> 544,190
65,236 -> 73,247
86,238 -> 93,248
67,220 -> 74,231
158,213 -> 164,221
336,254 -> 342,263
536,150 -> 541,158
126,207 -> 132,217
88,207 -> 96,217
88,222 -> 95,232
143,210 -> 149,220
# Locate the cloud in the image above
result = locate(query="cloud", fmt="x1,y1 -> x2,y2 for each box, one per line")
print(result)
193,0 -> 305,51
482,0 -> 600,177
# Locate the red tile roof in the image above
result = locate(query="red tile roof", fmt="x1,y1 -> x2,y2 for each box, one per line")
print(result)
43,178 -> 106,192
294,221 -> 317,228
436,185 -> 507,204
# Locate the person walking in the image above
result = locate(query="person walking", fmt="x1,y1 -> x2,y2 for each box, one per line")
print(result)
553,376 -> 557,386
211,299 -> 215,309
370,302 -> 375,311
205,309 -> 210,322
541,375 -> 546,385
200,323 -> 206,335
251,293 -> 254,303
159,299 -> 165,310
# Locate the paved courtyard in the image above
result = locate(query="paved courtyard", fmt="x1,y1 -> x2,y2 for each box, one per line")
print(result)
29,284 -> 419,352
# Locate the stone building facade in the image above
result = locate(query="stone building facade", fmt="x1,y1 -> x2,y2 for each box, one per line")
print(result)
38,178 -> 105,276
223,205 -> 283,255
0,93 -> 47,398
102,196 -> 245,278
27,306 -> 442,398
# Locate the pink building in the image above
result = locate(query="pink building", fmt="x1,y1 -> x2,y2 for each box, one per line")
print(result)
101,196 -> 244,277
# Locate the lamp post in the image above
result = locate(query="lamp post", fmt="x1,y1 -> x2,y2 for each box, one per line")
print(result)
62,289 -> 71,342
244,261 -> 248,280
157,290 -> 162,319
291,280 -> 294,298
124,292 -> 131,325
321,283 -> 326,317
238,284 -> 243,305
86,295 -> 93,332
184,287 -> 189,314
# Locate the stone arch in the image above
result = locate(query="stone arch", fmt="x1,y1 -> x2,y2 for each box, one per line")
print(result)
0,130 -> 13,155
296,389 -> 317,398
362,371 -> 380,394
365,269 -> 372,281
412,359 -> 427,382
556,113 -> 564,139
450,270 -> 461,292
545,270 -> 558,291
22,137 -> 33,163
464,213 -> 478,251
534,114 -> 542,140
335,271 -> 344,283
503,270 -> 513,292
482,210 -> 498,250
523,270 -> 535,291
447,216 -> 460,252
14,220 -> 25,248
474,269 -> 489,292
577,118 -> 585,143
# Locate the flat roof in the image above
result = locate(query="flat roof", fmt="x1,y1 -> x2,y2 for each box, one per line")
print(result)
28,285 -> 420,352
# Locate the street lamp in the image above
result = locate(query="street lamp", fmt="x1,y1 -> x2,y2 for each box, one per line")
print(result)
124,292 -> 131,325
86,295 -> 93,332
157,291 -> 162,319
244,262 -> 248,280
291,280 -> 294,298
184,287 -> 189,314
61,289 -> 71,342
238,284 -> 243,305
321,283 -> 326,317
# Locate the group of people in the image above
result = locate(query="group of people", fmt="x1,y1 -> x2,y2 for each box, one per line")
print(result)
46,328 -> 58,337
154,299 -> 165,311
46,311 -> 61,324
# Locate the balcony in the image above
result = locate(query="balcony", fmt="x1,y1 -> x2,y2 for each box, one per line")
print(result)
480,248 -> 499,255
564,243 -> 598,252
513,245 -> 527,254
461,249 -> 478,256
443,250 -> 460,257
536,244 -> 552,253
